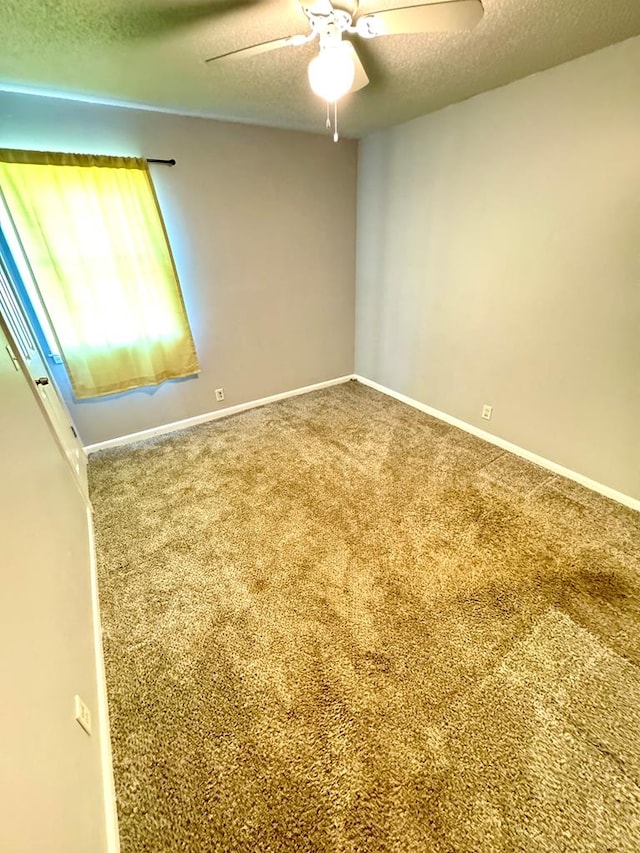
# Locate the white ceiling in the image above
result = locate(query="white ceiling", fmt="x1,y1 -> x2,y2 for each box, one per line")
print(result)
2,0 -> 640,137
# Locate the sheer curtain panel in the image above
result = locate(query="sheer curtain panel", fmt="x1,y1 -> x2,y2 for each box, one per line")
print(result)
0,149 -> 200,399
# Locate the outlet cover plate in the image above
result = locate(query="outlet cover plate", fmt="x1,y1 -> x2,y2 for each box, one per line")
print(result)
74,694 -> 92,736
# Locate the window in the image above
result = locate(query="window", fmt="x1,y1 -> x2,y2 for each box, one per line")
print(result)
0,149 -> 200,399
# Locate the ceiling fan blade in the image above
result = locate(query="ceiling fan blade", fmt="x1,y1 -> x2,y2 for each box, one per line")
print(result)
205,34 -> 307,63
356,0 -> 483,37
343,41 -> 369,92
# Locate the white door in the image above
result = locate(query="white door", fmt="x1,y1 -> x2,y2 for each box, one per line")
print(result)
0,259 -> 88,498
0,315 -> 111,853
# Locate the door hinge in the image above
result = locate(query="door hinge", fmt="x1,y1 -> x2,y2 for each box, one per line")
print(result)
5,344 -> 20,372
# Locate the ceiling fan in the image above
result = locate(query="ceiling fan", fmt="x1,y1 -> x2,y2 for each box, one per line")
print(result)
205,0 -> 484,138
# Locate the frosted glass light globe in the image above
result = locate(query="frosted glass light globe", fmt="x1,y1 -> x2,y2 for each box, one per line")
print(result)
308,44 -> 355,102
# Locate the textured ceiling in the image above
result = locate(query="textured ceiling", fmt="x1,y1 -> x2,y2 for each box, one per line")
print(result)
1,0 -> 640,137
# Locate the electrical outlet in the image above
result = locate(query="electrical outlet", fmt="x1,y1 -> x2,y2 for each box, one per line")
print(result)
482,404 -> 493,421
215,388 -> 225,402
74,694 -> 92,736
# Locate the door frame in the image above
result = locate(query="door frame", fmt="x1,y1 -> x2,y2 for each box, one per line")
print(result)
0,306 -> 90,507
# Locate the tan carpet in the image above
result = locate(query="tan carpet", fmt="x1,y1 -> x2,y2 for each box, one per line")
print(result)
89,381 -> 640,852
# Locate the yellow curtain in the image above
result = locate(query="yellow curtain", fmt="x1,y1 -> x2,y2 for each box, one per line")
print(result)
0,149 -> 200,399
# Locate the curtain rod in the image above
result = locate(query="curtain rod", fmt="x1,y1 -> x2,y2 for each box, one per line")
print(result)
147,158 -> 176,166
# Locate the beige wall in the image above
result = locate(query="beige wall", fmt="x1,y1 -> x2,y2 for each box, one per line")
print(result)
0,319 -> 111,852
0,93 -> 357,445
356,37 -> 640,500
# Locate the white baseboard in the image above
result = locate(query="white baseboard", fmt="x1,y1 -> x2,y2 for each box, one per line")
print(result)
84,371 -> 638,512
86,507 -> 120,853
84,375 -> 354,454
355,375 -> 640,512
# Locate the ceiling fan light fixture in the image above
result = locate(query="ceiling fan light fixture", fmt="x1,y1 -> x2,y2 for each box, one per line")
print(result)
307,43 -> 355,102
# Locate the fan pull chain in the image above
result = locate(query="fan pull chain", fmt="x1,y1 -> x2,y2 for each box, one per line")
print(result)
323,101 -> 340,143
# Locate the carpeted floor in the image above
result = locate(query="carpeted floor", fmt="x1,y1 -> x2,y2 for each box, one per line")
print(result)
89,381 -> 640,852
